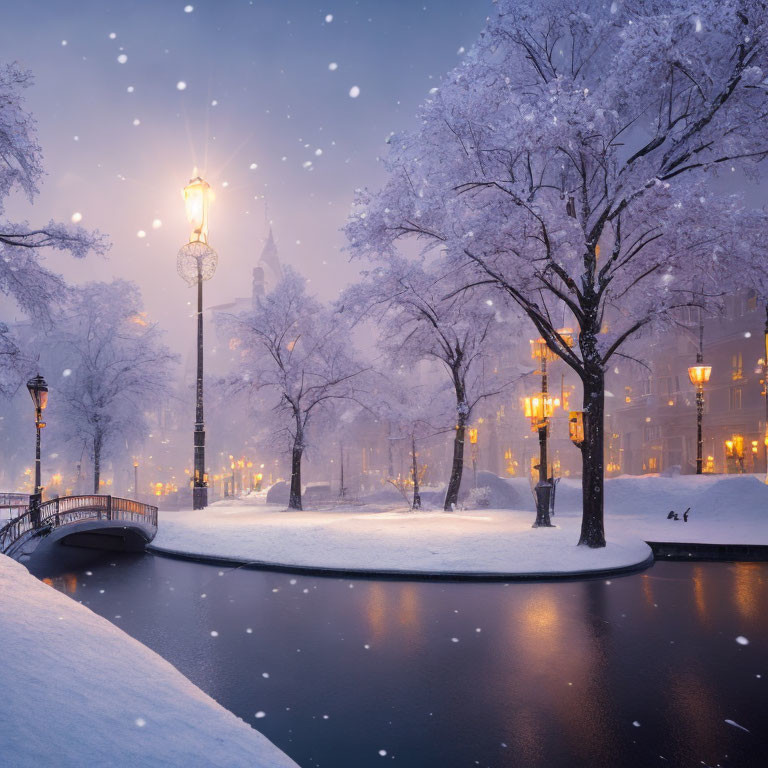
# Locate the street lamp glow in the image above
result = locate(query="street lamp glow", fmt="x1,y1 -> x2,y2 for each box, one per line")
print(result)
183,176 -> 212,244
569,411 -> 586,447
687,364 -> 712,386
523,394 -> 560,426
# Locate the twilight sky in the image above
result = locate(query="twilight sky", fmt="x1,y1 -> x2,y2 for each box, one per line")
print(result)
1,0 -> 490,346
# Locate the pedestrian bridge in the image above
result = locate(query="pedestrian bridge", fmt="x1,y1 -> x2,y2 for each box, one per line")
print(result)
0,495 -> 158,560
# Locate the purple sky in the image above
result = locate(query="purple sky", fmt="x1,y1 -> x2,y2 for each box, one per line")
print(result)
1,0 -> 489,346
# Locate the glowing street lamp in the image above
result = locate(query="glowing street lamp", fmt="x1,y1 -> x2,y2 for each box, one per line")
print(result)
177,176 -> 218,510
26,374 -> 48,526
183,176 -> 212,244
527,329 -> 572,528
688,317 -> 712,475
568,411 -> 586,447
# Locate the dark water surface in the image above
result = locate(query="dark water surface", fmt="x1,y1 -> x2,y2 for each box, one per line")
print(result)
27,548 -> 768,768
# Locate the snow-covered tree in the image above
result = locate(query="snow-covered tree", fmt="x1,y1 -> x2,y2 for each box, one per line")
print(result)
40,281 -> 177,493
220,267 -> 368,510
341,256 -> 514,511
0,63 -> 106,394
346,0 -> 768,545
370,370 -> 451,509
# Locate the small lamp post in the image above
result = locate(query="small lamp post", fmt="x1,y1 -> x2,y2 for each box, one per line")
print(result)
133,459 -> 139,499
26,374 -> 48,526
524,392 -> 558,526
568,411 -> 586,448
688,317 -> 712,475
177,176 -> 217,510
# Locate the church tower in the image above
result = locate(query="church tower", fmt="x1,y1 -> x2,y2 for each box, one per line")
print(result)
252,226 -> 283,304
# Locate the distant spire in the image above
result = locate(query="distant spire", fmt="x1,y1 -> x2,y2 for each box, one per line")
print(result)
252,225 -> 283,305
259,226 -> 282,281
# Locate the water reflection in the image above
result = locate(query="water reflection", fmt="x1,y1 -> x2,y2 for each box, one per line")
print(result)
732,562 -> 763,621
692,564 -> 708,624
41,573 -> 78,594
26,550 -> 768,768
667,671 -> 721,764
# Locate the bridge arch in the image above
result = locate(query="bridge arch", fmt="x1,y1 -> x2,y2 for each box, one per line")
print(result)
0,495 -> 158,559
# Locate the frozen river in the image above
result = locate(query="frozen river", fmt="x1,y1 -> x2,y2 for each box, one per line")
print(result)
27,548 -> 768,767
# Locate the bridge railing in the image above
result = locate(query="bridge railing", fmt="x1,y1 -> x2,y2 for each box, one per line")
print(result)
0,495 -> 158,555
1,492 -> 29,507
1,492 -> 29,520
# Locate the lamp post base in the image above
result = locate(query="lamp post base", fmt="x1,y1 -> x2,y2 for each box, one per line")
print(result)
532,481 -> 554,528
193,485 -> 208,511
28,492 -> 42,529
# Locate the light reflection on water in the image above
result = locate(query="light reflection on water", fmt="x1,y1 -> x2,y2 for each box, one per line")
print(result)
27,549 -> 768,768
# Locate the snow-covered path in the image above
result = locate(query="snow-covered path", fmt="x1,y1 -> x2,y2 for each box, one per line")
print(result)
0,554 -> 299,768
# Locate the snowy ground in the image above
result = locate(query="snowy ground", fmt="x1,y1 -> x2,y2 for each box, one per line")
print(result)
152,500 -> 650,578
151,474 -> 768,576
0,554 -> 299,768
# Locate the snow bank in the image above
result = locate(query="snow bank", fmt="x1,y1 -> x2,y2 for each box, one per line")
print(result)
0,554 -> 299,768
490,474 -> 768,544
601,473 -> 768,544
152,502 -> 651,576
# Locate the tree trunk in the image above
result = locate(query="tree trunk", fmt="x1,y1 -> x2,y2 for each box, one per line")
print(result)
579,364 -> 606,547
93,431 -> 102,495
444,417 -> 466,511
411,434 -> 421,510
289,433 -> 303,511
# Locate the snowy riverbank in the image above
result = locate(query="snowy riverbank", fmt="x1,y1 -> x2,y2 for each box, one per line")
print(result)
0,554 -> 299,768
150,474 -> 768,576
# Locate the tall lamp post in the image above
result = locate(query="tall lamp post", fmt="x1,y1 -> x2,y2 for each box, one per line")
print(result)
26,374 -> 48,526
687,316 -> 712,475
177,176 -> 218,510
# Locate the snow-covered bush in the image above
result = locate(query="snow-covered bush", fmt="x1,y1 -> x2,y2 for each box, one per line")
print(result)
467,486 -> 491,509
